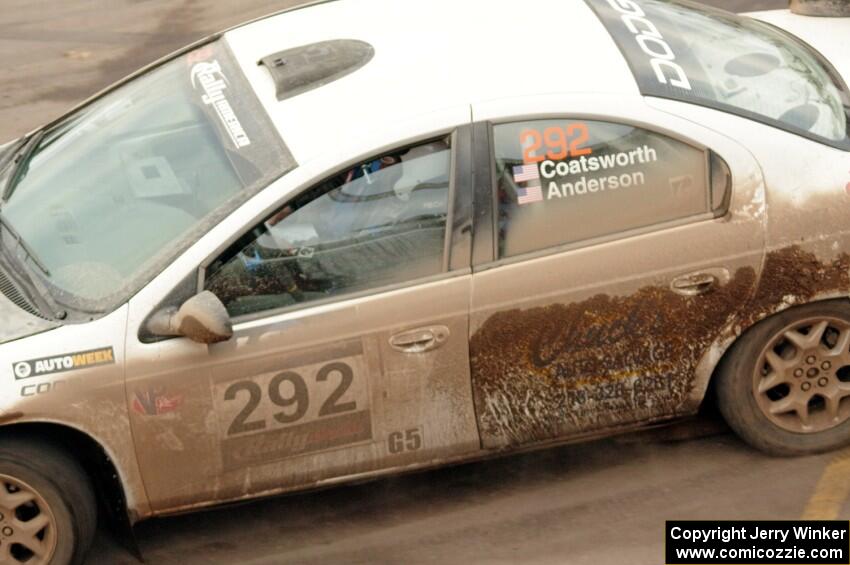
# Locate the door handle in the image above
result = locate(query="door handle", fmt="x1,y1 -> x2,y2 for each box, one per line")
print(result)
389,326 -> 450,353
671,272 -> 718,296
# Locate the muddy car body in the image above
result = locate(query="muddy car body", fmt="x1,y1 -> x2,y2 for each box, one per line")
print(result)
1,0 -> 850,563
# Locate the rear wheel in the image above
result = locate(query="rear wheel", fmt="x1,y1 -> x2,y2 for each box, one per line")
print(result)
0,439 -> 96,565
717,300 -> 850,455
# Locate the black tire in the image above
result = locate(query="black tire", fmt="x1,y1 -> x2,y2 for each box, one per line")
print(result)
0,437 -> 97,565
717,299 -> 850,456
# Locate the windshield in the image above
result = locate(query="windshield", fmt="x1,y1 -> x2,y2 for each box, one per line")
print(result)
587,0 -> 850,149
0,40 -> 293,314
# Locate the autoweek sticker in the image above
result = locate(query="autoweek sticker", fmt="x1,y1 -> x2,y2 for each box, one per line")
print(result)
13,347 -> 115,380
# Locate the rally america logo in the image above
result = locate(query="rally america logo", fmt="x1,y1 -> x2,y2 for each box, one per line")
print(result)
13,347 -> 115,380
190,60 -> 252,149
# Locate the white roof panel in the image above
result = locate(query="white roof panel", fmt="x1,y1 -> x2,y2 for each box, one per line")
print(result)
225,0 -> 638,164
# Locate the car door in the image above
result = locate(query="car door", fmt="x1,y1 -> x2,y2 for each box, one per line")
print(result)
123,127 -> 480,512
469,94 -> 767,449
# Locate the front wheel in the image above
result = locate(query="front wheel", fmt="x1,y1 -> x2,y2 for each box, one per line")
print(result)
717,300 -> 850,455
0,439 -> 96,565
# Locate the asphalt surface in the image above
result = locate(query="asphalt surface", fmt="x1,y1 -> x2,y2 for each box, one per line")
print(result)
90,422 -> 850,565
7,1 -> 848,565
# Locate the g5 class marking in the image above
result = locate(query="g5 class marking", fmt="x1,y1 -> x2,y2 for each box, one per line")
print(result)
387,428 -> 424,455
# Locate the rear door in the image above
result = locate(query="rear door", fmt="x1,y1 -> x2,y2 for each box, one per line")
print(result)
469,94 -> 766,449
124,124 -> 481,512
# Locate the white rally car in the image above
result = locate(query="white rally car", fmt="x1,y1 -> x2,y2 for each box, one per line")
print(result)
0,0 -> 849,563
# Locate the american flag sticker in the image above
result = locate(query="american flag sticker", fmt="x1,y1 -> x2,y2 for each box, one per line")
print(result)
513,164 -> 540,183
517,182 -> 544,205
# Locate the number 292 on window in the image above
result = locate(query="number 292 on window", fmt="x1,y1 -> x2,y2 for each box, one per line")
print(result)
521,123 -> 592,164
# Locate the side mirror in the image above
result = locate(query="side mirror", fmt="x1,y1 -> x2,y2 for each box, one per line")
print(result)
147,291 -> 233,344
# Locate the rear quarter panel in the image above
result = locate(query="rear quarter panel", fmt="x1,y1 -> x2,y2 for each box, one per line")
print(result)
649,97 -> 850,319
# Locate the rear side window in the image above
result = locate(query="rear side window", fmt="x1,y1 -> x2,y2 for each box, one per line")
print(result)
493,119 -> 710,259
587,0 -> 850,149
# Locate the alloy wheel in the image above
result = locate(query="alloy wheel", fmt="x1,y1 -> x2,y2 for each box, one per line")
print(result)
754,317 -> 850,433
0,474 -> 57,565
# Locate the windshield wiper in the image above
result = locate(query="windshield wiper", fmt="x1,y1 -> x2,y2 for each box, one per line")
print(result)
0,137 -> 26,173
2,129 -> 44,202
0,210 -> 50,276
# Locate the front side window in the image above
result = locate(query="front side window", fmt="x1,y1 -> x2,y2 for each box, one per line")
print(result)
0,40 -> 291,314
493,119 -> 709,258
587,0 -> 850,148
205,138 -> 453,317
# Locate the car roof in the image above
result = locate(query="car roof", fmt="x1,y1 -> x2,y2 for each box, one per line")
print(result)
225,0 -> 639,165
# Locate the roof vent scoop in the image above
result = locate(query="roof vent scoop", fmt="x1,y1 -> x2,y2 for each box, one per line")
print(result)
259,39 -> 375,102
789,0 -> 850,16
